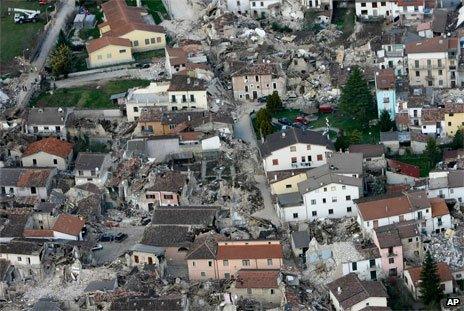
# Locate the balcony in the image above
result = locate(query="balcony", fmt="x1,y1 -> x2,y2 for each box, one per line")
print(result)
385,51 -> 403,58
291,162 -> 311,168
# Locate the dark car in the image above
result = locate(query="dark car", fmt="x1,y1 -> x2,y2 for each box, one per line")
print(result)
114,233 -> 128,243
257,96 -> 268,103
278,117 -> 291,126
99,233 -> 113,242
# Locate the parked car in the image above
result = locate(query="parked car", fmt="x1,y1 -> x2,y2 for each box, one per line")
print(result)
114,233 -> 128,243
91,244 -> 103,251
257,96 -> 268,103
278,117 -> 291,125
294,116 -> 308,125
140,217 -> 151,226
99,233 -> 114,242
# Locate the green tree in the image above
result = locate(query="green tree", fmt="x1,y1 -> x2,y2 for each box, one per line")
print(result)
347,129 -> 362,145
266,91 -> 282,114
379,110 -> 393,132
451,128 -> 464,150
260,120 -> 274,137
339,67 -> 375,125
57,30 -> 70,48
419,251 -> 444,307
425,138 -> 441,167
334,132 -> 349,151
371,178 -> 386,195
50,44 -> 72,77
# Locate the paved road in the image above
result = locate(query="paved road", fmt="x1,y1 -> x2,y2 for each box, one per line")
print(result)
163,0 -> 195,20
234,103 -> 281,226
16,0 -> 75,107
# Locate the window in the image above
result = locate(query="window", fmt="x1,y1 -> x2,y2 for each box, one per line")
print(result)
381,1 -> 386,4
208,261 -> 212,267
372,2 -> 377,7
317,154 -> 323,161
301,156 -> 306,163
247,288 -> 252,294
133,107 -> 139,112
415,71 -> 420,77
270,289 -> 275,294
150,38 -> 156,44
328,209 -> 334,214
347,206 -> 352,212
369,259 -> 376,267
293,213 -> 298,219
190,94 -> 195,102
331,197 -> 337,202
157,37 -> 161,43
223,260 -> 229,266
291,157 -> 297,163
342,185 -> 346,190
438,70 -> 443,75
201,272 -> 206,277
322,198 -> 326,203
352,262 -> 357,271
448,122 -> 452,126
31,187 -> 37,194
119,49 -> 126,53
267,259 -> 273,265
53,159 -> 58,165
439,80 -> 443,86
145,39 -> 150,45
17,257 -> 22,261
134,255 -> 139,263
273,82 -> 276,89
361,2 -> 366,6
32,159 -> 37,166
225,273 -> 230,278
414,60 -> 419,68
408,238 -> 413,242
324,187 -> 327,192
290,146 -> 296,152
312,211 -> 317,216
330,186 -> 336,191
272,159 -> 279,166
361,9 -> 368,14
311,199 -> 316,205
306,145 -> 311,150
97,55 -> 102,60
346,195 -> 351,201
56,126 -> 61,132
242,260 -> 250,266
388,257 -> 394,264
171,95 -> 176,102
133,40 -> 139,46
182,95 -> 187,102
427,59 -> 431,67
286,184 -> 292,189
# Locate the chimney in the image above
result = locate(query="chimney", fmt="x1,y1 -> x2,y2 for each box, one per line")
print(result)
187,77 -> 191,84
136,0 -> 142,7
337,287 -> 342,295
282,132 -> 286,138
274,174 -> 277,181
188,115 -> 191,121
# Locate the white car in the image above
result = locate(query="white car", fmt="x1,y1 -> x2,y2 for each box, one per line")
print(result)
91,244 -> 103,251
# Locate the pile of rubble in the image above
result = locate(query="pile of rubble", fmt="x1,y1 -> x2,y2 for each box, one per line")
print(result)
425,229 -> 464,271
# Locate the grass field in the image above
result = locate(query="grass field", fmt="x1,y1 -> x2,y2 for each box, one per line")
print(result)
0,0 -> 47,73
126,0 -> 168,24
309,111 -> 380,144
133,49 -> 165,62
392,154 -> 432,177
32,79 -> 151,109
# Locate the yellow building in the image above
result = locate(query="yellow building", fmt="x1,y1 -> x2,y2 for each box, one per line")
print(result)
269,170 -> 307,195
86,0 -> 166,68
86,37 -> 133,68
444,102 -> 464,136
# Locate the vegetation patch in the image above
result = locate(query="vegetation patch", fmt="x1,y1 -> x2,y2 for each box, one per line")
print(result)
32,79 -> 150,109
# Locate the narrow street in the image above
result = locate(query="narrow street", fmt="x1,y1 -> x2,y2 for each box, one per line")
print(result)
16,0 -> 75,108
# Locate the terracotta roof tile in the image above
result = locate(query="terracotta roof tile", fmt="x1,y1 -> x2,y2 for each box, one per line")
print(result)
406,262 -> 453,287
16,169 -> 53,187
429,197 -> 449,217
52,214 -> 85,236
86,36 -> 132,54
23,137 -> 73,159
235,269 -> 280,289
405,37 -> 458,54
375,69 -> 396,90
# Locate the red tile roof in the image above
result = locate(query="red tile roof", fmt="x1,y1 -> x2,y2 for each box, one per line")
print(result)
216,242 -> 283,260
235,269 -> 280,289
387,159 -> 420,178
375,69 -> 395,90
23,137 -> 73,159
86,36 -> 132,54
356,192 -> 420,221
16,169 -> 53,187
52,214 -> 85,237
406,262 -> 453,287
23,229 -> 54,238
99,0 -> 164,38
405,37 -> 458,54
429,197 -> 450,217
397,0 -> 424,7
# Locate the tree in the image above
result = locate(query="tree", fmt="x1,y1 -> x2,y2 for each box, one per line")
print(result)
335,132 -> 349,151
419,251 -> 444,307
57,30 -> 70,48
347,129 -> 362,145
371,178 -> 386,195
255,108 -> 274,137
425,138 -> 441,167
50,44 -> 72,77
260,120 -> 274,137
379,110 -> 394,132
339,67 -> 375,125
266,91 -> 283,114
451,128 -> 464,150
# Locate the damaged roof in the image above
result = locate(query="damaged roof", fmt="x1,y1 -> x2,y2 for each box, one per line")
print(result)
151,206 -> 218,226
167,75 -> 207,92
375,69 -> 396,90
258,128 -> 334,157
0,240 -> 43,255
110,296 -> 185,311
216,240 -> 283,260
230,61 -> 282,77
406,262 -> 453,286
146,171 -> 186,193
327,273 -> 388,310
348,144 -> 385,158
27,107 -> 69,125
405,36 -> 458,54
52,214 -> 85,237
75,152 -> 108,171
0,168 -> 54,188
235,269 -> 280,289
186,233 -> 221,260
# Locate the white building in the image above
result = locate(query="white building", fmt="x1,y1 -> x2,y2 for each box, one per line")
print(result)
74,153 -> 112,187
226,0 -> 282,17
125,82 -> 170,122
21,137 -> 73,170
427,170 -> 464,203
258,128 -> 334,173
403,262 -> 454,300
0,168 -> 55,200
0,240 -> 43,280
167,75 -> 208,111
356,191 -> 452,236
355,0 -> 424,20
24,107 -> 72,139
